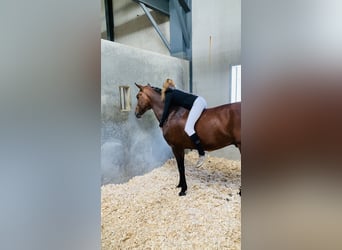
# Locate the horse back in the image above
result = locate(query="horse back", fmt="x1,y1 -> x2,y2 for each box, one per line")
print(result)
163,102 -> 241,151
196,102 -> 241,150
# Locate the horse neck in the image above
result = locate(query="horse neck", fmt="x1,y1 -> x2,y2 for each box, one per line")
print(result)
148,91 -> 164,122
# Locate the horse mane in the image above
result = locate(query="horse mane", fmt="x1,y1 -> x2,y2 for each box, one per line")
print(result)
151,86 -> 162,94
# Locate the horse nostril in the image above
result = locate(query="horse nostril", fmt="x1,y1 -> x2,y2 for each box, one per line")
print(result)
135,112 -> 141,118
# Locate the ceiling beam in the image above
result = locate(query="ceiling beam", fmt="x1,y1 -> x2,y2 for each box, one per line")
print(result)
133,0 -> 169,15
138,2 -> 171,52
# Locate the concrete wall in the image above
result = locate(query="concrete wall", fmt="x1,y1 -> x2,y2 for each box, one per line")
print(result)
101,40 -> 189,185
192,0 -> 241,159
192,0 -> 241,105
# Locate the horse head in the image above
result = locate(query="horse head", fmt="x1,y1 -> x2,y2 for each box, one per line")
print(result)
134,83 -> 153,118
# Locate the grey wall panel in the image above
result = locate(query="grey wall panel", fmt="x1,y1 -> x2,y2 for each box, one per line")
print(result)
101,40 -> 189,184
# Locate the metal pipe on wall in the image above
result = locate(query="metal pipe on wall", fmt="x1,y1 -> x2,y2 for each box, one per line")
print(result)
104,0 -> 114,41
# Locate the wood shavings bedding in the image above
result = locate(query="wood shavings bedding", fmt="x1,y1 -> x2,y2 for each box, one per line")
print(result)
101,151 -> 241,249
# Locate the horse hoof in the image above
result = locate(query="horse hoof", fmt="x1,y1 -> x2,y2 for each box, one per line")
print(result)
178,191 -> 186,196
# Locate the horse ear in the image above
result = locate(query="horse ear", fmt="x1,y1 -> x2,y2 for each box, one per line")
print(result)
147,83 -> 151,86
135,83 -> 143,90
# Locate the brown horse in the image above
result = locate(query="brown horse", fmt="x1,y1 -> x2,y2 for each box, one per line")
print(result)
134,83 -> 241,196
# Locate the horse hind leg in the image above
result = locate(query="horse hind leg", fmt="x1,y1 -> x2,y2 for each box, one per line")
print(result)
172,147 -> 187,196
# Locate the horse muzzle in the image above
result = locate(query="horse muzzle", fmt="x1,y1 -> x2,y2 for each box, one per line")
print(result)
135,112 -> 142,118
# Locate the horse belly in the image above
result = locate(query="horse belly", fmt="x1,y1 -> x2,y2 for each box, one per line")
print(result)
196,114 -> 237,151
200,132 -> 235,151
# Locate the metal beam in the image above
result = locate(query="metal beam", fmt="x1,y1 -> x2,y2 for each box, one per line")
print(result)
170,0 -> 190,48
133,0 -> 169,16
178,0 -> 190,13
104,0 -> 114,41
139,2 -> 171,52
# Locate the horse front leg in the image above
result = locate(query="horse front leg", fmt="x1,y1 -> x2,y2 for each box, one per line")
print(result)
172,147 -> 187,196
